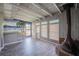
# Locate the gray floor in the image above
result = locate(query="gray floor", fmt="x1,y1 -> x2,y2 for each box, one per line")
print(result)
0,37 -> 57,56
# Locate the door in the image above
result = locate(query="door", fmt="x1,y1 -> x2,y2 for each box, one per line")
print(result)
26,23 -> 32,37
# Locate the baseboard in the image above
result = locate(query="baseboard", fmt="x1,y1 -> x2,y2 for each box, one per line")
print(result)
4,40 -> 24,46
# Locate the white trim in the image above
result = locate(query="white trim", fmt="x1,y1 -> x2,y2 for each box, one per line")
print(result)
0,40 -> 24,52
0,46 -> 4,52
0,48 -> 2,51
53,3 -> 62,14
49,19 -> 59,24
4,40 -> 24,46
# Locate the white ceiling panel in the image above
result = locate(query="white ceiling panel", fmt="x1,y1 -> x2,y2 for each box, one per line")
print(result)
0,3 -> 61,22
39,3 -> 59,13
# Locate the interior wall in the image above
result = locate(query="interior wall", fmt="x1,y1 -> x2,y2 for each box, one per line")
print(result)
36,25 -> 40,39
59,11 -> 67,39
41,21 -> 48,39
32,15 -> 59,43
32,7 -> 79,43
0,4 -> 4,50
32,21 -> 37,39
0,19 -> 2,48
0,18 -> 4,51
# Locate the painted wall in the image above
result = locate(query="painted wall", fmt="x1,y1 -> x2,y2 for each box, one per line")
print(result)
0,20 -> 2,47
59,11 -> 67,39
0,18 -> 4,50
32,21 -> 37,39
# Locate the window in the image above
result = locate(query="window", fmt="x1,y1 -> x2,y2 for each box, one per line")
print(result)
26,24 -> 31,29
26,24 -> 31,36
36,25 -> 40,39
41,21 -> 48,39
49,19 -> 59,41
36,23 -> 40,39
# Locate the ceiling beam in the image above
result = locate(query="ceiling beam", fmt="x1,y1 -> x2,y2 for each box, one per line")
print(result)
14,4 -> 43,18
2,4 -> 43,22
32,3 -> 52,17
15,12 -> 39,20
53,3 -> 62,14
5,4 -> 41,20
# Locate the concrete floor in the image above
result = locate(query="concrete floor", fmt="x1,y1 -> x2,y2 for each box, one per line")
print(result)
0,37 -> 58,56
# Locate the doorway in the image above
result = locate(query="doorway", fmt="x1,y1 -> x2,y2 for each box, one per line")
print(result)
25,23 -> 32,37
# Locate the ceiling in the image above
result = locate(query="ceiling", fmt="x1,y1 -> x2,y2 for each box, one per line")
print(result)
0,3 -> 62,22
